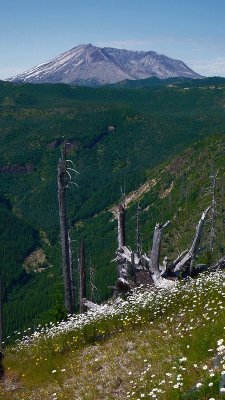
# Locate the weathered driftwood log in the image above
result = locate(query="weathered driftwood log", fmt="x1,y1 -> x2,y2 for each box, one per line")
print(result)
58,144 -> 74,315
173,207 -> 211,274
79,239 -> 87,313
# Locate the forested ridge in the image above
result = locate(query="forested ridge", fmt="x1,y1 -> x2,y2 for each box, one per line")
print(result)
0,78 -> 225,338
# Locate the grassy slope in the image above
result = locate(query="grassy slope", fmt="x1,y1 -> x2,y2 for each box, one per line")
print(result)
1,271 -> 225,399
1,79 -> 225,336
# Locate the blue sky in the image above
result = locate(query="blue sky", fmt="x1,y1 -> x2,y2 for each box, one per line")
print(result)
0,0 -> 225,79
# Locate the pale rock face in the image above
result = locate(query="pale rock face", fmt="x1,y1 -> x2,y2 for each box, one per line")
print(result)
8,43 -> 202,85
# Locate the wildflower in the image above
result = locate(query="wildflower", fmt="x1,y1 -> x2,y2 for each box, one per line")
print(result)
179,357 -> 187,362
196,383 -> 203,388
52,369 -> 56,374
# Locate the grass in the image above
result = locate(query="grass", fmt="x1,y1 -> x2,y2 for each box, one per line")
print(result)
1,271 -> 225,399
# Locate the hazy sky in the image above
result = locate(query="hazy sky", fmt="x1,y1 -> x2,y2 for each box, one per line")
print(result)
1,0 -> 225,79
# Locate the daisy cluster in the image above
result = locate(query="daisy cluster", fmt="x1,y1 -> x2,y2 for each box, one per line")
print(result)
124,272 -> 225,399
7,270 -> 225,399
16,271 -> 224,347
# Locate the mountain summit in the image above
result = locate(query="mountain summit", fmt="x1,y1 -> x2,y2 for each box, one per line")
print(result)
8,43 -> 202,85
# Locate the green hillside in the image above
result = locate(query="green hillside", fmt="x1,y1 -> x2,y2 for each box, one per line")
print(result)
110,76 -> 225,89
0,80 -> 225,338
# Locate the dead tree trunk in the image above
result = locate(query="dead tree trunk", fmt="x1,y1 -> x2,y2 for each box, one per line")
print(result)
79,239 -> 87,313
118,204 -> 126,249
58,144 -> 74,315
0,280 -> 4,377
148,221 -> 170,282
89,258 -> 96,303
167,249 -> 188,272
173,207 -> 211,274
136,202 -> 141,256
209,172 -> 218,256
117,203 -> 128,286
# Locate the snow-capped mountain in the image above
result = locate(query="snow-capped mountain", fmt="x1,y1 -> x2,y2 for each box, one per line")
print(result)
8,44 -> 202,85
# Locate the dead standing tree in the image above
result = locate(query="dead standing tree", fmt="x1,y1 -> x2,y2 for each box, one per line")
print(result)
136,202 -> 141,256
148,221 -> 170,281
115,204 -> 218,288
116,202 -> 130,292
90,258 -> 98,303
114,172 -> 225,292
116,199 -> 171,288
57,143 -> 75,315
209,172 -> 218,257
79,238 -> 87,313
171,206 -> 211,275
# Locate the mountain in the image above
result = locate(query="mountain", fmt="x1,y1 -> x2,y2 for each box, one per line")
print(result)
7,44 -> 202,85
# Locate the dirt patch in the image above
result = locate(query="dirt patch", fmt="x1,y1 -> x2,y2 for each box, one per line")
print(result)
160,181 -> 174,199
23,248 -> 51,272
0,371 -> 21,393
110,178 -> 158,217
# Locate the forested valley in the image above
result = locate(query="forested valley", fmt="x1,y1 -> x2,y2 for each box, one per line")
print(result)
0,77 -> 225,338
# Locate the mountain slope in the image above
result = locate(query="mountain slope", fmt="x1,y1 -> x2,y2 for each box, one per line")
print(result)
1,80 -> 225,338
7,44 -> 202,85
